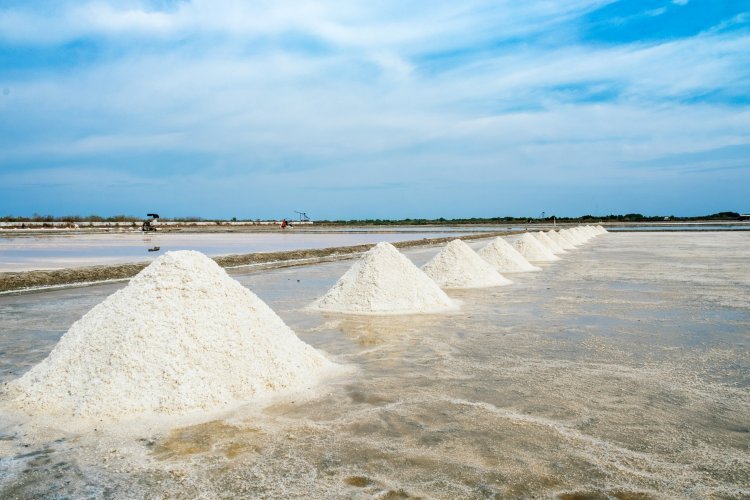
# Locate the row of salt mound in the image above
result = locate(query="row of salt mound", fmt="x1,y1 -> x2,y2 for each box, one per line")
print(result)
577,227 -> 593,241
576,226 -> 595,241
548,230 -> 578,250
422,239 -> 513,289
513,233 -> 560,262
310,242 -> 458,314
562,228 -> 583,245
477,237 -> 541,273
560,228 -> 580,244
6,251 -> 337,420
311,225 -> 609,314
533,231 -> 566,254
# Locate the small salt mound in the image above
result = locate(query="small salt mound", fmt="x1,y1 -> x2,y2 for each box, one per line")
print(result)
513,233 -> 560,262
568,227 -> 588,243
575,227 -> 593,241
422,239 -> 513,289
310,242 -> 457,314
570,227 -> 589,243
533,231 -> 566,254
596,225 -> 608,234
561,229 -> 585,245
477,237 -> 541,272
548,230 -> 578,250
6,251 -> 336,420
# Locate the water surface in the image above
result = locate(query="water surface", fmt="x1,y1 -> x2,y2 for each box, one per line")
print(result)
0,233 -> 748,498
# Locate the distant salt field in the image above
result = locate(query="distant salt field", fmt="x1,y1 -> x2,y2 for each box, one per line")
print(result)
0,230 -> 477,272
0,232 -> 748,498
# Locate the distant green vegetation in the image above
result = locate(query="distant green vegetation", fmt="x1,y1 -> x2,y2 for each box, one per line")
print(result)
0,214 -> 139,222
314,212 -> 744,225
1,212 -> 743,224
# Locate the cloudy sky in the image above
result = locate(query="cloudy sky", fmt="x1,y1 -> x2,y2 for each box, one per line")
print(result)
1,1 -> 748,219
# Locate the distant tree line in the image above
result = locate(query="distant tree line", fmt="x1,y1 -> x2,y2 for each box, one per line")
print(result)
1,212 -> 744,224
0,213 -> 139,222
314,212 -> 744,225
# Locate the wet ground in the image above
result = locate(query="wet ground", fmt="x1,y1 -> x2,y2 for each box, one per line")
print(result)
0,230 -> 477,272
0,232 -> 748,498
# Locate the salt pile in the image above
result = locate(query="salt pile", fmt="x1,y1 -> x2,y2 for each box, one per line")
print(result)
310,242 -> 457,314
565,227 -> 587,244
597,225 -> 608,233
560,229 -> 585,246
548,230 -> 578,250
422,239 -> 513,289
512,233 -> 560,262
573,227 -> 592,241
6,251 -> 336,419
477,237 -> 541,272
533,231 -> 566,254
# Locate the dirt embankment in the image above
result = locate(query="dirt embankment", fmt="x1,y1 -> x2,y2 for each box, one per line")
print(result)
0,232 -> 513,294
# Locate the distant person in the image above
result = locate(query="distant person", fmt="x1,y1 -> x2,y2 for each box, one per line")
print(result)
281,218 -> 288,229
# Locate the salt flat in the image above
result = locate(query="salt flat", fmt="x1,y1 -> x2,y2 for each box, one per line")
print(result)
0,232 -> 748,498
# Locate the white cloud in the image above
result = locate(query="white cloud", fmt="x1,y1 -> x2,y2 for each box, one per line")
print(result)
1,0 -> 748,217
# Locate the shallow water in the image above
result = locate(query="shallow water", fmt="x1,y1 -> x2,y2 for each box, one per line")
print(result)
0,230 -> 474,272
0,233 -> 749,498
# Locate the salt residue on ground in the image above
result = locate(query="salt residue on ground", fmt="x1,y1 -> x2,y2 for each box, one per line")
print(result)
310,242 -> 457,314
513,233 -> 560,263
422,239 -> 513,289
5,251 -> 336,420
477,237 -> 541,272
533,231 -> 566,254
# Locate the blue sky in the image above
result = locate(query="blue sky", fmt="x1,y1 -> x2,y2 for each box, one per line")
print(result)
1,0 -> 748,219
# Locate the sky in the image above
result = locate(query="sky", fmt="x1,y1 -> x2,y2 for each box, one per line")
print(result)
0,0 -> 748,220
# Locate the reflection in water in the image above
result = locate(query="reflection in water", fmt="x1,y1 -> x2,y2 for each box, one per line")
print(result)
0,234 -> 748,498
0,231 -> 476,272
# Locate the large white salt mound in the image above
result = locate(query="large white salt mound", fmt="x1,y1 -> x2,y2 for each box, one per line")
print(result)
6,251 -> 336,419
422,239 -> 513,289
533,231 -> 566,254
548,230 -> 578,250
310,242 -> 457,314
477,237 -> 541,273
513,233 -> 560,262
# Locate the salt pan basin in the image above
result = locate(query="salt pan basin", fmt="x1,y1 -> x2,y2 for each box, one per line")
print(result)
0,232 -> 748,498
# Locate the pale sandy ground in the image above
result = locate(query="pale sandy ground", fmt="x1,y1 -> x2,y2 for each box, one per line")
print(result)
0,232 -> 748,498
